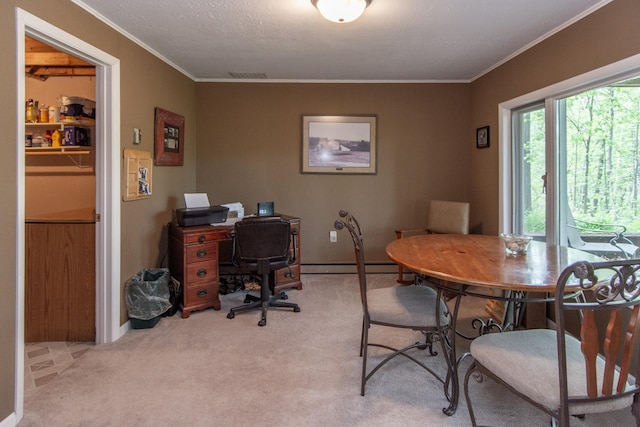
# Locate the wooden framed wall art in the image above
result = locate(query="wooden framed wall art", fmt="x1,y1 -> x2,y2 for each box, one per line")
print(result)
302,115 -> 377,174
154,107 -> 184,165
476,126 -> 490,149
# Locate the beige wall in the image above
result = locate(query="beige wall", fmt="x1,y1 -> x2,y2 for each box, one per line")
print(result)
1,0 -> 197,419
195,83 -> 471,265
1,2 -> 19,417
2,0 -> 640,423
117,35 -> 198,324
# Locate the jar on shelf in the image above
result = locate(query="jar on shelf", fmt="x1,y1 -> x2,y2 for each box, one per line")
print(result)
48,106 -> 60,123
39,106 -> 49,124
34,136 -> 46,147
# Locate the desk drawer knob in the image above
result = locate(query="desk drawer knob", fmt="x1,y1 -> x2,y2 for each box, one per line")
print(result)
198,235 -> 206,243
197,249 -> 207,258
197,288 -> 208,298
197,268 -> 207,278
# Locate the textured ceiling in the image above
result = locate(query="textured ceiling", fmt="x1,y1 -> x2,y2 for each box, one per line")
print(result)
71,0 -> 609,82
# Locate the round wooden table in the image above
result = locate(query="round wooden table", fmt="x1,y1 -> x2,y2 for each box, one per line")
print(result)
386,234 -> 603,292
385,233 -> 602,415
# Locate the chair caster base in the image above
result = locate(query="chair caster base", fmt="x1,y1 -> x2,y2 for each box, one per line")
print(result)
244,294 -> 260,303
226,289 -> 299,325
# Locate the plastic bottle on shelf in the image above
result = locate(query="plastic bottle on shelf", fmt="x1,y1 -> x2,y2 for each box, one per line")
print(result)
51,129 -> 62,147
25,99 -> 37,123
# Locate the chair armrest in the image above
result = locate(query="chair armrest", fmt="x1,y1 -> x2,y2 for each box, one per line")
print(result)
228,230 -> 239,266
574,218 -> 627,233
289,229 -> 298,264
572,219 -> 633,245
395,228 -> 428,239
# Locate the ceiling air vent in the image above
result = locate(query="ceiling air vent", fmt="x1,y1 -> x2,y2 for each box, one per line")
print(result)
228,72 -> 268,79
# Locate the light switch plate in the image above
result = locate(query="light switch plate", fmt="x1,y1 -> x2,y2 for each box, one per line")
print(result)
133,128 -> 141,144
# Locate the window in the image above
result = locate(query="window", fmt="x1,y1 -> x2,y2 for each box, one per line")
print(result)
512,103 -> 546,237
560,80 -> 640,233
501,54 -> 640,253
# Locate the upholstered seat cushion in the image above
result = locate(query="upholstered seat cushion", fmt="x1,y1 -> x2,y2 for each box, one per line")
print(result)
470,329 -> 634,415
367,285 -> 450,327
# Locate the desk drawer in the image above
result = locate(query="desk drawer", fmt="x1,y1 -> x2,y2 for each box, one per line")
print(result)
184,229 -> 226,245
183,282 -> 217,307
186,243 -> 217,263
185,261 -> 218,284
274,264 -> 300,285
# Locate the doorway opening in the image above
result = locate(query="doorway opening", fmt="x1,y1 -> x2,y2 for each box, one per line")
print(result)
24,35 -> 97,343
16,8 -> 121,420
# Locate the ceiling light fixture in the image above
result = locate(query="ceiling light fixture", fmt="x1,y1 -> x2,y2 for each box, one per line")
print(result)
311,0 -> 372,24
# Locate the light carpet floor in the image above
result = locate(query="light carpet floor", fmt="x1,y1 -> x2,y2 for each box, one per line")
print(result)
19,274 -> 636,426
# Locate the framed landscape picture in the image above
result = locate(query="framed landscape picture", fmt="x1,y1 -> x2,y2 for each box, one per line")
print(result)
302,115 -> 377,174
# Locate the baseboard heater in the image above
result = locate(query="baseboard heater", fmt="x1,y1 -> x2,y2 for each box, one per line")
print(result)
301,262 -> 397,274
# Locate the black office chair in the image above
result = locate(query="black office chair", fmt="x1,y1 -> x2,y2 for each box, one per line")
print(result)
226,216 -> 300,326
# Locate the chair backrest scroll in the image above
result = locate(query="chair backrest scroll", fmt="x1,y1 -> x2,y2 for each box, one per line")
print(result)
555,260 -> 640,417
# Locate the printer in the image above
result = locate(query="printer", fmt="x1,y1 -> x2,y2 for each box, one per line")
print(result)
176,205 -> 229,227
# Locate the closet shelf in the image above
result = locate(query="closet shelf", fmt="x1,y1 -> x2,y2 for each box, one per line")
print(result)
25,119 -> 95,128
26,146 -> 90,156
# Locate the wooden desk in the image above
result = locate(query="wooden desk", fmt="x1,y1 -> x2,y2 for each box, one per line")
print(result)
385,234 -> 602,415
169,214 -> 302,318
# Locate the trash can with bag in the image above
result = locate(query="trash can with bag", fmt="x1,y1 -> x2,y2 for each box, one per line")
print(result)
125,268 -> 172,329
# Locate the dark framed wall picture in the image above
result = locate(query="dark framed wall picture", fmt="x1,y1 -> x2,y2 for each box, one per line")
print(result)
154,107 -> 185,166
301,115 -> 377,174
476,126 -> 490,149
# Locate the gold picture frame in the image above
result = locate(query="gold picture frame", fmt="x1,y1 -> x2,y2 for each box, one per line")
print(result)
302,115 -> 377,174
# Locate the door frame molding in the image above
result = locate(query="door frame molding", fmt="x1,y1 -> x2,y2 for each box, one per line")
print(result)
15,8 -> 121,421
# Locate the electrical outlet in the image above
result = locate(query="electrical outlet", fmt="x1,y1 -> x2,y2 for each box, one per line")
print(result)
330,230 -> 337,242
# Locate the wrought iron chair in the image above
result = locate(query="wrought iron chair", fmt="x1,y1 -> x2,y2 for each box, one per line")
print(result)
334,209 -> 450,396
567,209 -> 639,260
464,259 -> 640,426
226,216 -> 300,326
395,200 -> 470,284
